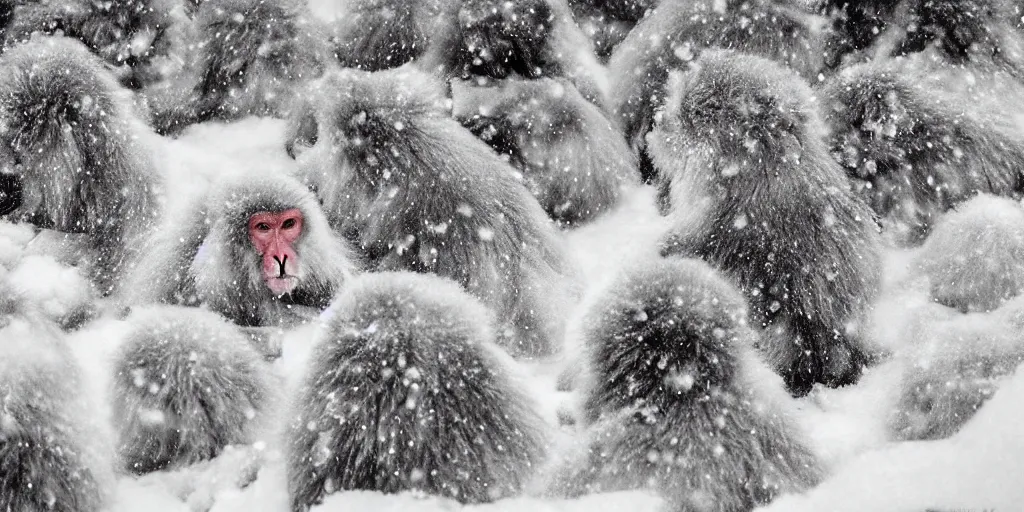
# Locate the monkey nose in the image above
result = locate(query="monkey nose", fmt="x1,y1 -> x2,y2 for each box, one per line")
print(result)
274,255 -> 288,277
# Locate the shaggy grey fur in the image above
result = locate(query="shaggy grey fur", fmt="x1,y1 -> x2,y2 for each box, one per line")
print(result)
453,77 -> 639,227
113,305 -> 273,474
549,257 -> 822,511
652,50 -> 883,396
0,36 -> 161,295
291,67 -> 576,357
287,272 -> 546,511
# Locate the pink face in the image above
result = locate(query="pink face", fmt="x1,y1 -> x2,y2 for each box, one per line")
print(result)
248,208 -> 304,296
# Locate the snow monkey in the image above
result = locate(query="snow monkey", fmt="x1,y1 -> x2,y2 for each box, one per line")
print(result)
287,271 -> 546,511
819,60 -> 1024,243
2,0 -> 192,89
418,0 -> 608,108
0,36 -> 161,296
289,67 -> 577,358
452,77 -> 640,227
145,0 -> 329,135
123,173 -> 356,328
113,305 -> 274,474
652,50 -> 884,396
548,257 -> 822,510
608,0 -> 825,183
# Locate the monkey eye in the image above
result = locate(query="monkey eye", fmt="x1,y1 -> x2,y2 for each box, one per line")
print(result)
282,218 -> 297,229
256,222 -> 272,231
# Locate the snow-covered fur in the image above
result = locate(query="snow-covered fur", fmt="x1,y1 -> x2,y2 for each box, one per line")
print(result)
287,272 -> 547,510
419,0 -> 607,108
453,77 -> 639,227
329,0 -> 434,71
2,0 -> 192,89
0,287 -> 113,511
292,67 -> 577,357
890,297 -> 1024,440
820,61 -> 1024,243
113,305 -> 274,474
146,0 -> 329,134
549,257 -> 822,510
0,36 -> 161,295
608,0 -> 825,182
652,50 -> 883,396
817,0 -> 902,69
123,173 -> 356,327
912,195 -> 1024,313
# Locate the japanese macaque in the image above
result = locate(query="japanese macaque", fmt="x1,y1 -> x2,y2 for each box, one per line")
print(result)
418,0 -> 608,108
653,50 -> 883,396
287,272 -> 546,511
567,0 -> 657,61
0,36 -> 161,296
911,195 -> 1024,314
329,0 -> 435,71
2,0 -> 192,89
123,173 -> 356,327
113,305 -> 274,473
452,77 -> 639,227
145,0 -> 328,135
819,61 -> 1024,243
0,285 -> 113,511
548,258 -> 822,510
608,0 -> 825,183
290,67 -> 576,358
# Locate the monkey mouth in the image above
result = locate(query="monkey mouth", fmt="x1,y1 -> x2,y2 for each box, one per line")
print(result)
266,276 -> 299,296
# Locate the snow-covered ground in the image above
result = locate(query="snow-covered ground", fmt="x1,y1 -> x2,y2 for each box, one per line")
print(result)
4,115 -> 1024,512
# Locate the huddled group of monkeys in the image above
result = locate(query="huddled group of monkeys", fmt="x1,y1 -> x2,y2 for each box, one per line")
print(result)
3,0 -> 1024,510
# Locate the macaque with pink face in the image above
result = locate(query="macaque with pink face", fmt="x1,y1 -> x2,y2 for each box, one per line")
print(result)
123,174 -> 357,327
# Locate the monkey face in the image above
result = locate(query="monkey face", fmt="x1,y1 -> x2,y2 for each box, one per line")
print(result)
248,208 -> 304,296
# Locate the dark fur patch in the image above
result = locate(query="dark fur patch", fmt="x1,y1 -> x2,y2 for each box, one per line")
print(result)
454,78 -> 639,227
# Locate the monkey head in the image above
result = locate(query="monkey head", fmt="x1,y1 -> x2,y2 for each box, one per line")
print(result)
194,174 -> 355,312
